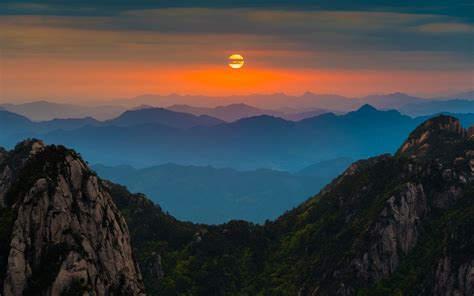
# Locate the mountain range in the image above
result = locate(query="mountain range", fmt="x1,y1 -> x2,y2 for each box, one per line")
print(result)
167,103 -> 338,122
3,105 -> 474,171
105,92 -> 426,110
104,107 -> 225,129
0,107 -> 224,138
92,159 -> 352,224
0,115 -> 472,295
399,99 -> 474,116
438,90 -> 474,100
0,100 -> 126,121
3,91 -> 473,124
112,91 -> 470,112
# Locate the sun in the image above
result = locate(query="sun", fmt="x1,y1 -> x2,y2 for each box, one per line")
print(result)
229,54 -> 244,69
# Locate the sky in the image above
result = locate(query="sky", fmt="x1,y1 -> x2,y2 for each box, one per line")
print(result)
1,0 -> 473,103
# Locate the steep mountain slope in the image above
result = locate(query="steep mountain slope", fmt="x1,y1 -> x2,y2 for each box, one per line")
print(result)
263,116 -> 473,295
112,115 -> 473,295
0,140 -> 145,295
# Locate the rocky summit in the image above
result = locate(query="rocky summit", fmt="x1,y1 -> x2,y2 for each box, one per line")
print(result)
0,115 -> 473,296
0,140 -> 145,295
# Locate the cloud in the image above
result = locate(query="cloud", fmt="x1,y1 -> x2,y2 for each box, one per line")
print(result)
1,8 -> 472,58
1,0 -> 473,21
416,22 -> 474,33
0,2 -> 472,99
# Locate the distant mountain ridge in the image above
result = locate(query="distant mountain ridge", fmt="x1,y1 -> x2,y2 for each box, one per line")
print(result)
108,92 -> 426,111
0,100 -> 126,121
399,99 -> 474,116
3,103 -> 474,171
93,162 -> 345,223
3,91 -> 472,123
3,105 -> 474,171
104,107 -> 224,128
1,106 -> 224,135
167,103 -> 284,122
437,90 -> 474,100
359,92 -> 425,109
167,103 -> 335,122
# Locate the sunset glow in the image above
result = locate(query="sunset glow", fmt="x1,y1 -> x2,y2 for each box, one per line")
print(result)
0,3 -> 472,103
2,57 -> 472,103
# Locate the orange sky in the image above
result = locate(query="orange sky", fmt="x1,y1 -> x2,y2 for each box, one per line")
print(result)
1,7 -> 472,103
2,57 -> 472,103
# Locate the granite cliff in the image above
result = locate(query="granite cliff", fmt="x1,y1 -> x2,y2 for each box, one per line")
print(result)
0,140 -> 145,295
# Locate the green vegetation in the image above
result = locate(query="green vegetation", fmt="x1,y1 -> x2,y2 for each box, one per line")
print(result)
107,153 -> 473,295
1,117 -> 472,295
106,116 -> 474,295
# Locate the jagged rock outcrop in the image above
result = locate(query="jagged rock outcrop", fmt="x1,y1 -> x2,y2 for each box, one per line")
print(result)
397,115 -> 469,158
0,140 -> 145,295
353,182 -> 428,283
142,253 -> 164,282
434,255 -> 474,295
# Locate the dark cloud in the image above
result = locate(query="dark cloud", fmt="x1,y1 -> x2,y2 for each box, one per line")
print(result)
1,0 -> 473,21
2,9 -> 472,55
0,2 -> 471,72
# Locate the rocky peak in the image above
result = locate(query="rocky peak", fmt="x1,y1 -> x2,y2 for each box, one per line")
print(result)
12,138 -> 45,156
1,139 -> 44,169
0,141 -> 145,295
397,115 -> 471,158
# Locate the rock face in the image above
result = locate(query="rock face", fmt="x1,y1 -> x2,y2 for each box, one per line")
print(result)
353,182 -> 428,283
397,115 -> 468,158
119,115 -> 472,296
0,140 -> 145,295
325,116 -> 474,295
323,116 -> 474,295
142,253 -> 164,282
